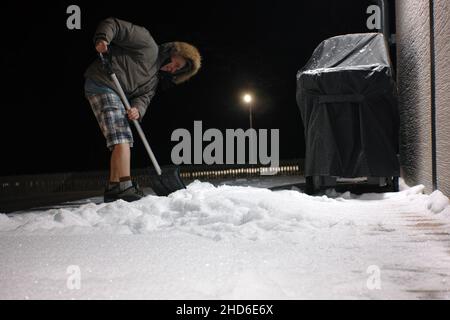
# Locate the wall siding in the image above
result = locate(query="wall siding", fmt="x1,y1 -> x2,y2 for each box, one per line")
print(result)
435,0 -> 450,195
396,0 -> 433,192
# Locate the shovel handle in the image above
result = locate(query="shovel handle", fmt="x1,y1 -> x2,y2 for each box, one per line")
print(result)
98,52 -> 162,175
99,52 -> 114,74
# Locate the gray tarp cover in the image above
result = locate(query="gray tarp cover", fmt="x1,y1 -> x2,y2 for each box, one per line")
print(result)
296,33 -> 400,178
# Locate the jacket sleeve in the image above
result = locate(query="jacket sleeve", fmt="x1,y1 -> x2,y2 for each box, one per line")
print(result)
94,17 -> 152,50
129,77 -> 159,121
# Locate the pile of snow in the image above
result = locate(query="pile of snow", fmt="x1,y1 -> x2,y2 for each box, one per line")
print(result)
1,181 -> 450,300
427,190 -> 450,215
1,181 -> 448,239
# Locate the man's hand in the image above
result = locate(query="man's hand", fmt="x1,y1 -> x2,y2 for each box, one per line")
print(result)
95,40 -> 109,53
127,107 -> 140,121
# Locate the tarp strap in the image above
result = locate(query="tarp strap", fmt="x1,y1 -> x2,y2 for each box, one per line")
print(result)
318,94 -> 365,104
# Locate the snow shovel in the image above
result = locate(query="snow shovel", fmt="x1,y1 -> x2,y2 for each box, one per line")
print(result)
99,52 -> 186,196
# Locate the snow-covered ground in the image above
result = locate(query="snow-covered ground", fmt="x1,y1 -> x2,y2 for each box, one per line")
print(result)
1,180 -> 450,299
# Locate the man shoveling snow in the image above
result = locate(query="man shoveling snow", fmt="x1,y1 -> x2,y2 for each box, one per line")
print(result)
84,17 -> 201,203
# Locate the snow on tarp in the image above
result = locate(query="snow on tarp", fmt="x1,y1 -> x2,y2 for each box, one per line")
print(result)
296,33 -> 400,178
1,181 -> 449,299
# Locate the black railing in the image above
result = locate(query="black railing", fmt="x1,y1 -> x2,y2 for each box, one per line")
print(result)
0,159 -> 304,196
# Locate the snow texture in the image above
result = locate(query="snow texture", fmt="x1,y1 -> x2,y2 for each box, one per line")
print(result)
427,190 -> 450,215
1,181 -> 450,299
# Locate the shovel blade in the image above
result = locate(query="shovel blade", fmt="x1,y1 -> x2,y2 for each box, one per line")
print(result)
148,166 -> 186,196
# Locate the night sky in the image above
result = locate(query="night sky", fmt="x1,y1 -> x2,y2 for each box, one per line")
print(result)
1,0 -> 394,176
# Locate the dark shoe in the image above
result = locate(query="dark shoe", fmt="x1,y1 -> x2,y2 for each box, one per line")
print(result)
104,184 -> 120,203
117,182 -> 145,202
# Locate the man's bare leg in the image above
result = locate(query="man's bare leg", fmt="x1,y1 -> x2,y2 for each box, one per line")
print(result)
105,143 -> 142,201
109,143 -> 131,183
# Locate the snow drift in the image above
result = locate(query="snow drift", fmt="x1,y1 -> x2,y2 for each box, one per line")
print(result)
1,181 -> 450,300
1,181 -> 448,238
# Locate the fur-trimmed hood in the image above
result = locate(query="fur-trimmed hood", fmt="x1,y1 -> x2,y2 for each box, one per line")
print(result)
158,42 -> 201,84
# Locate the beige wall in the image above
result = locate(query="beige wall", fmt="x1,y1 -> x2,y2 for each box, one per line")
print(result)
396,0 -> 450,195
435,0 -> 450,195
396,0 -> 433,192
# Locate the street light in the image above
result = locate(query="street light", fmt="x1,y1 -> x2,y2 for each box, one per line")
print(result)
242,93 -> 253,129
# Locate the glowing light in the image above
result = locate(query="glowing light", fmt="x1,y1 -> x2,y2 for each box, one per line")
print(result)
243,94 -> 252,103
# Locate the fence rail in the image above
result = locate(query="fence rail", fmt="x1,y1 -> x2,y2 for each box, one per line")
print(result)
0,159 -> 304,196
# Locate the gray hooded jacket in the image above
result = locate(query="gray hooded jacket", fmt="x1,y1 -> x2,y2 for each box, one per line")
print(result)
84,18 -> 171,119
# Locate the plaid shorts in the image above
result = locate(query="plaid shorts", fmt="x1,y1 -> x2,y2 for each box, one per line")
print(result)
86,92 -> 134,151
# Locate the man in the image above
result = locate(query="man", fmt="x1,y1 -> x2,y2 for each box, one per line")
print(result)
84,17 -> 201,202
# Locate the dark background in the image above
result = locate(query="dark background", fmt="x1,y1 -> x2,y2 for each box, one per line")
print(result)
0,0 -> 395,176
